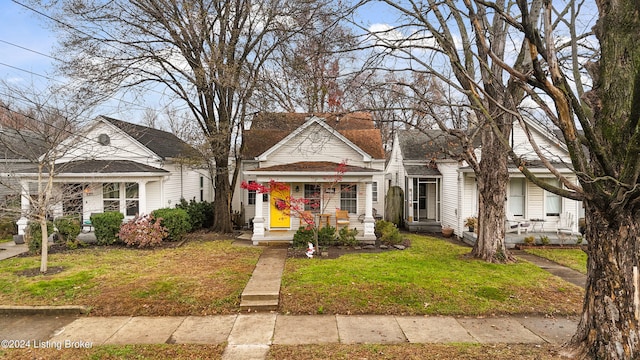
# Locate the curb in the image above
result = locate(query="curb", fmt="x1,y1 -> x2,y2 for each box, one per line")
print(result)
0,305 -> 90,315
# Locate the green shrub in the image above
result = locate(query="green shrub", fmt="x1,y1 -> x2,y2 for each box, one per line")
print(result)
293,225 -> 338,248
317,225 -> 337,246
0,217 -> 17,240
375,220 -> 392,238
337,227 -> 358,246
293,226 -> 314,248
375,220 -> 403,245
54,216 -> 81,243
539,235 -> 550,246
176,198 -> 214,230
151,208 -> 191,241
27,220 -> 54,254
92,212 -> 124,245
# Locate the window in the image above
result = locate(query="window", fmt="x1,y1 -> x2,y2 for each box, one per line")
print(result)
545,179 -> 562,216
509,178 -> 525,217
372,182 -> 378,202
200,176 -> 204,202
125,182 -> 139,216
103,183 -> 120,212
340,184 -> 357,214
247,181 -> 256,205
304,184 -> 321,211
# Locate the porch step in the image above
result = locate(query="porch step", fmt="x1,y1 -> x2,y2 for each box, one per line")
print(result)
239,299 -> 279,312
406,222 -> 442,233
239,248 -> 287,312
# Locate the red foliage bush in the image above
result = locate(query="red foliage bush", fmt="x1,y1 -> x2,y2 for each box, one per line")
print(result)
117,214 -> 168,248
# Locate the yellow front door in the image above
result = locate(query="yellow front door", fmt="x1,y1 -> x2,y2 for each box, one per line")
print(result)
270,185 -> 290,228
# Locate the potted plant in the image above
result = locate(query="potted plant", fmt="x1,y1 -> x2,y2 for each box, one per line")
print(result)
441,226 -> 454,238
464,217 -> 477,232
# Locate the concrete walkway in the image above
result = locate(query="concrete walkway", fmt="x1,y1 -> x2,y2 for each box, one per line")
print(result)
0,241 -> 27,260
513,250 -> 587,288
239,247 -> 287,311
0,313 -> 578,359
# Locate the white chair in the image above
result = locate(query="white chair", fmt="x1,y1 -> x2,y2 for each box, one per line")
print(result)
557,212 -> 574,235
556,212 -> 575,245
505,214 -> 530,234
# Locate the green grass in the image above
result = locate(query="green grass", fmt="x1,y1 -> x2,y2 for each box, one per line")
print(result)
0,239 -> 262,315
525,248 -> 588,274
281,234 -> 583,316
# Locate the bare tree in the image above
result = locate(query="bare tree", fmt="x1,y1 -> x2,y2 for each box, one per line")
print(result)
360,0 -> 544,262
507,0 -> 640,356
0,82 -> 87,273
39,0 -> 325,232
255,5 -> 358,113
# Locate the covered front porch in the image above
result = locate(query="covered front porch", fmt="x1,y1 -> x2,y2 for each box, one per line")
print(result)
461,231 -> 585,249
13,160 -> 169,236
245,162 -> 382,245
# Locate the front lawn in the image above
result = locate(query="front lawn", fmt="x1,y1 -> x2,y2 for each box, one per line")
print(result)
280,234 -> 583,316
0,236 -> 262,316
525,248 -> 588,274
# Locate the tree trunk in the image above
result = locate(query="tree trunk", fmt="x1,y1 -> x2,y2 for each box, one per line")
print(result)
470,128 -> 514,263
39,219 -> 48,273
567,202 -> 640,359
212,154 -> 233,233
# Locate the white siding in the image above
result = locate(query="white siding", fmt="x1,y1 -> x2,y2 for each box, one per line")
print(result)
58,121 -> 161,166
439,162 -> 459,231
266,123 -> 370,168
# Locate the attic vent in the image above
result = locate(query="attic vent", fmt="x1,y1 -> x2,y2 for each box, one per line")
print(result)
97,133 -> 110,146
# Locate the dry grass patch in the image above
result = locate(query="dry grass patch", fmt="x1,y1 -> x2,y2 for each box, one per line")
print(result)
280,235 -> 583,316
1,344 -> 225,359
268,343 -> 567,359
0,237 -> 262,316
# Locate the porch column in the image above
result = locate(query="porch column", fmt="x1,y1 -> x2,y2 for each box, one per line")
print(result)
138,180 -> 148,215
252,185 -> 265,243
363,182 -> 376,241
17,180 -> 30,235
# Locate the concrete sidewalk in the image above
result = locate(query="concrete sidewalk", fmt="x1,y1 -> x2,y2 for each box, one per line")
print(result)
0,313 -> 578,359
0,241 -> 28,260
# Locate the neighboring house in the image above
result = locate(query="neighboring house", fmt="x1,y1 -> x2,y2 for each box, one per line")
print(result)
233,112 -> 386,244
12,116 -> 213,236
0,128 -> 48,209
386,118 -> 583,245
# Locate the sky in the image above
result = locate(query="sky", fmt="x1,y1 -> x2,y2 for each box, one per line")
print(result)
0,1 -> 394,125
0,2 -> 57,89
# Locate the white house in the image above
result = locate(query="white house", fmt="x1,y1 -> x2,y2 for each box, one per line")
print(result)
232,112 -> 386,244
386,118 -> 583,246
12,116 -> 213,236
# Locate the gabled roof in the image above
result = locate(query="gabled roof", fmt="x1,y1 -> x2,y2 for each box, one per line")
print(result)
0,129 -> 48,161
18,160 -> 169,175
242,112 -> 385,160
100,116 -> 197,159
397,129 -> 466,161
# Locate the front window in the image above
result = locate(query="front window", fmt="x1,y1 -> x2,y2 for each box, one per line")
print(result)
125,182 -> 139,216
340,184 -> 357,214
103,183 -> 120,212
545,179 -> 562,216
247,181 -> 256,205
509,178 -> 525,217
304,184 -> 321,212
372,182 -> 378,202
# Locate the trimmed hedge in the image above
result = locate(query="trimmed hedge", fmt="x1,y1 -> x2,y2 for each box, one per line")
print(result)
151,208 -> 191,241
176,198 -> 214,230
375,220 -> 403,245
27,220 -> 54,254
54,216 -> 81,243
92,212 -> 124,245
